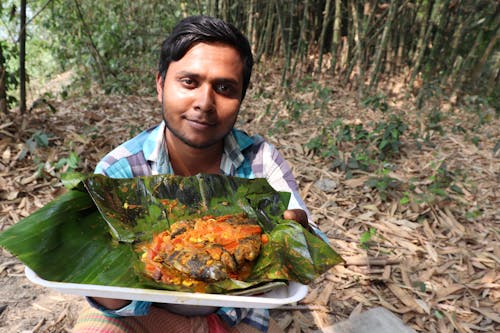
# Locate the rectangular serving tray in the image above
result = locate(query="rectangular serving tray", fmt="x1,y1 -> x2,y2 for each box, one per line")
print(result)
25,267 -> 308,309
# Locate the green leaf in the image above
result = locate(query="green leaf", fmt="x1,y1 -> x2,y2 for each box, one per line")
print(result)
60,171 -> 87,190
450,184 -> 464,194
399,196 -> 410,205
0,174 -> 343,294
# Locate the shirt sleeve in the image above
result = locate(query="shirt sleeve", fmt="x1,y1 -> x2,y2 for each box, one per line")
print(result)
217,307 -> 269,332
85,297 -> 151,317
259,142 -> 331,241
259,143 -> 311,217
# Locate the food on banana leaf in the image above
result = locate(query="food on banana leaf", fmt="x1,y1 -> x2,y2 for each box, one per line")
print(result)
140,213 -> 268,292
0,173 -> 344,295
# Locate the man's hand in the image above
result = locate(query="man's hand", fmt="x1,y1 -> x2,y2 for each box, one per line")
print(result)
283,209 -> 310,230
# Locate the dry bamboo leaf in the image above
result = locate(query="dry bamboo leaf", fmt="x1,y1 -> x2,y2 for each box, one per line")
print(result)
387,283 -> 425,314
422,219 -> 436,239
442,309 -> 469,333
351,293 -> 372,306
436,284 -> 465,300
418,267 -> 436,282
479,270 -> 498,284
382,265 -> 391,280
425,242 -> 439,262
310,309 -> 329,329
301,286 -> 321,304
343,176 -> 370,188
471,307 -> 500,324
316,283 -> 335,306
438,318 -> 451,333
293,310 -> 313,330
399,265 -> 412,288
349,302 -> 363,318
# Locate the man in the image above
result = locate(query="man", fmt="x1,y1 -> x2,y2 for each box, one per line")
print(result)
74,15 -> 319,333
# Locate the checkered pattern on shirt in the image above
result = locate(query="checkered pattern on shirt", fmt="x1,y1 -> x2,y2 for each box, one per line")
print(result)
92,122 -> 312,332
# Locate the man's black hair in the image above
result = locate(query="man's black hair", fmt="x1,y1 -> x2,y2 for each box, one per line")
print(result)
158,15 -> 254,100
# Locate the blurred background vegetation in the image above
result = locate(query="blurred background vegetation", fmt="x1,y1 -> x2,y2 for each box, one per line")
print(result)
0,0 -> 499,113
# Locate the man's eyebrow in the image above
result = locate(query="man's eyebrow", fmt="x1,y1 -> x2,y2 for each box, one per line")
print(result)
175,71 -> 199,78
176,71 -> 240,85
214,78 -> 239,86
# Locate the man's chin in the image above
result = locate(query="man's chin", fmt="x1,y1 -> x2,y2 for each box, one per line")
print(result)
176,135 -> 221,149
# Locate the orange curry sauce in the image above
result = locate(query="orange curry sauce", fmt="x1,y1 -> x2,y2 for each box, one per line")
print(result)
140,214 -> 268,292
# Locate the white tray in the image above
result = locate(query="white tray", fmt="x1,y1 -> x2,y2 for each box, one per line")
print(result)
25,267 -> 308,309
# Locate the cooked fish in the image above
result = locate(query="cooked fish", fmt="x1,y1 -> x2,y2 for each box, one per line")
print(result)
140,213 -> 266,289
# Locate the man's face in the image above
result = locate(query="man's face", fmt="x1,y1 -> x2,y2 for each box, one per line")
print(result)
157,42 -> 244,149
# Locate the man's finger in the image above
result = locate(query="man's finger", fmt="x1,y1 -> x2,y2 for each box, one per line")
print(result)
283,209 -> 308,229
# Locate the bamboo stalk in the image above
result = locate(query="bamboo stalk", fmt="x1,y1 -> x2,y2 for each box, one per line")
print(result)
471,17 -> 500,82
368,0 -> 398,92
330,0 -> 342,74
317,0 -> 333,75
291,0 -> 310,77
406,0 -> 433,97
275,0 -> 291,86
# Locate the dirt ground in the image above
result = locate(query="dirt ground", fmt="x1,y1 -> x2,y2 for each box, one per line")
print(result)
0,73 -> 498,332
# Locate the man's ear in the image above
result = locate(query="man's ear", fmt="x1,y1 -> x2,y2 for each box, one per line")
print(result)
156,73 -> 163,103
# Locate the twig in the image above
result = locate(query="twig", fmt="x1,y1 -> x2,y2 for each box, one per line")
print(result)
343,255 -> 400,266
274,305 -> 332,312
32,317 -> 45,333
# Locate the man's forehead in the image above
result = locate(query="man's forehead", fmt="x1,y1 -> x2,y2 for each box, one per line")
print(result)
181,41 -> 242,61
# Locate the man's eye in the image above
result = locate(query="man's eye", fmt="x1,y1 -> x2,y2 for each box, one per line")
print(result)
181,78 -> 195,86
215,83 -> 232,94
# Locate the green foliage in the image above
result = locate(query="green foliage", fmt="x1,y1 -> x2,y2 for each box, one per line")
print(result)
426,108 -> 445,135
54,151 -> 81,172
361,93 -> 389,112
365,169 -> 401,202
35,0 -> 188,94
285,98 -> 309,122
359,227 -> 377,249
306,114 -> 407,174
371,115 -> 408,159
0,39 -> 19,108
19,131 -> 50,160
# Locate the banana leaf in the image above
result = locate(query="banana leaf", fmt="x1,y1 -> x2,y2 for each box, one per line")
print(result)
0,173 -> 343,294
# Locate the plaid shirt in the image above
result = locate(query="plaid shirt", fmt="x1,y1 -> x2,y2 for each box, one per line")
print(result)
91,122 -> 313,331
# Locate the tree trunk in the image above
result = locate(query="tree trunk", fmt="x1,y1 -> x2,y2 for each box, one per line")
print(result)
255,1 -> 273,62
207,0 -> 218,17
471,17 -> 500,82
368,0 -> 398,92
275,0 -> 290,86
426,0 -> 451,77
291,0 -> 310,77
73,0 -> 108,85
330,0 -> 342,74
343,0 -> 360,86
407,0 -> 432,96
441,7 -> 467,86
0,42 -> 7,114
19,0 -> 27,114
486,57 -> 499,97
317,0 -> 332,75
219,0 -> 228,21
246,0 -> 255,47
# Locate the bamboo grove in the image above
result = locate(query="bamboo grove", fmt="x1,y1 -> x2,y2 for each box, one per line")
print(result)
206,0 -> 499,105
0,0 -> 498,112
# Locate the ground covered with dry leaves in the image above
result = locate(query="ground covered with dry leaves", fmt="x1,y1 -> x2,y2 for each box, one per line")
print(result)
0,70 -> 498,333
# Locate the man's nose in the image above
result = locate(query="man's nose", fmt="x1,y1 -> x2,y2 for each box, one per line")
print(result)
194,84 -> 215,112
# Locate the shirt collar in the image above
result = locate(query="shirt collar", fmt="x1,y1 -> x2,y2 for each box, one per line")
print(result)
221,129 -> 253,174
143,121 -> 166,164
144,122 -> 254,175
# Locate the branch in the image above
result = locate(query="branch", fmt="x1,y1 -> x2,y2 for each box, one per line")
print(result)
16,0 -> 56,42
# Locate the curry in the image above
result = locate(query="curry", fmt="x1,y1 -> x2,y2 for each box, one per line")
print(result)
140,213 -> 268,292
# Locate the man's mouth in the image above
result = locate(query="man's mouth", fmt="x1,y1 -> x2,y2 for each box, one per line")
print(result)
185,118 -> 216,127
